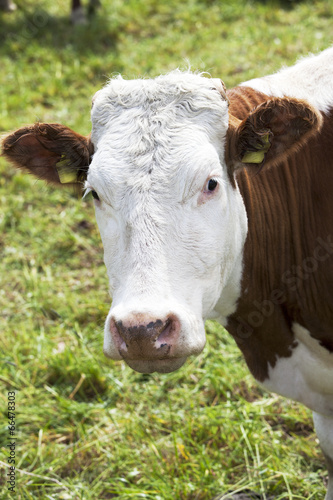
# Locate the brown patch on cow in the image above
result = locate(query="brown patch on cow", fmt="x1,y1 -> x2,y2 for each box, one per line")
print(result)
227,86 -> 268,120
1,123 -> 93,185
225,87 -> 333,381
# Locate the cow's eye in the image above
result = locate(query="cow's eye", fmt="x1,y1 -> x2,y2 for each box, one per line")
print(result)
206,178 -> 218,192
82,186 -> 100,202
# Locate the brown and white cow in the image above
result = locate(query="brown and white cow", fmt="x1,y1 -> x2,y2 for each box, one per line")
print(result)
2,47 -> 333,498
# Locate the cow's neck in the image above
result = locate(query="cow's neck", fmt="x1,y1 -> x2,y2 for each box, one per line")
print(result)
224,86 -> 333,382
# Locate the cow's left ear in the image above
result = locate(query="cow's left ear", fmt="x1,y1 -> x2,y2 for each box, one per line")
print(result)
226,97 -> 323,172
1,123 -> 93,185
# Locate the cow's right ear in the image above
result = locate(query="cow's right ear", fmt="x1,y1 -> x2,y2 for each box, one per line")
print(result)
1,123 -> 93,185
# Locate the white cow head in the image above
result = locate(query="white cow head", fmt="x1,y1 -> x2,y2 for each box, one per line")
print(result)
88,72 -> 248,373
2,71 -> 320,373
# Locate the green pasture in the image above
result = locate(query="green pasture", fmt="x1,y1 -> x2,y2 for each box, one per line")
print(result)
0,0 -> 332,498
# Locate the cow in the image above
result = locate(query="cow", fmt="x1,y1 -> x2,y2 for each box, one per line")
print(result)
2,47 -> 333,498
0,0 -> 100,24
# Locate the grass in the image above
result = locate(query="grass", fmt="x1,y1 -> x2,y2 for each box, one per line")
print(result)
0,0 -> 332,498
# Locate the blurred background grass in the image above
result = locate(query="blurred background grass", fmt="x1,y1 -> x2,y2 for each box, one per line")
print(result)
0,0 -> 332,498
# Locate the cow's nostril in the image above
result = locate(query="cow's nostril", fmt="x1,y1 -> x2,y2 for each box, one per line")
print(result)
146,319 -> 168,339
155,319 -> 173,347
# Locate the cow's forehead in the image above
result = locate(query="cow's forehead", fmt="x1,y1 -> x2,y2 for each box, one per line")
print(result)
91,71 -> 229,139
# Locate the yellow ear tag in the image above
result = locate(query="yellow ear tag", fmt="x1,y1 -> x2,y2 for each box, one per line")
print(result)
56,156 -> 78,184
242,132 -> 271,164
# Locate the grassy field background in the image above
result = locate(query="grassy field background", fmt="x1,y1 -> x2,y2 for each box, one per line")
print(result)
0,0 -> 332,498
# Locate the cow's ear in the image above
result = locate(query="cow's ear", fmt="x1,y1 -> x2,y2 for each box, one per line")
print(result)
226,97 -> 322,172
1,123 -> 93,185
